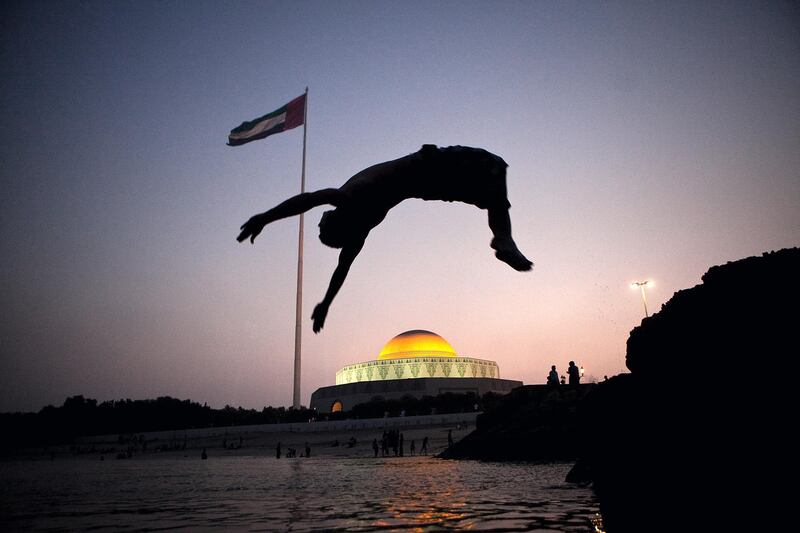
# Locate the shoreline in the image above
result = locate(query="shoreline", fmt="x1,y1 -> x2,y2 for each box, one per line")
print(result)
4,413 -> 478,461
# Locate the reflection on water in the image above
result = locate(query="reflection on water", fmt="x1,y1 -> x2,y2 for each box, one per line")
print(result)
0,457 -> 598,531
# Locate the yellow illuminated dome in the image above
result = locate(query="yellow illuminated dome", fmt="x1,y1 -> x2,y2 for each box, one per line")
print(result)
377,330 -> 457,360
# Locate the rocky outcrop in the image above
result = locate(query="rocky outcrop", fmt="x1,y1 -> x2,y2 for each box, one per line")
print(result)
570,248 -> 799,532
440,384 -> 595,461
441,249 -> 797,530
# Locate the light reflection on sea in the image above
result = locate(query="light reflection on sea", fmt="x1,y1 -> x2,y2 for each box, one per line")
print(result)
0,457 -> 598,531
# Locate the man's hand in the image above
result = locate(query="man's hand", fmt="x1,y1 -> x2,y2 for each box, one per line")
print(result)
237,214 -> 267,243
311,302 -> 329,333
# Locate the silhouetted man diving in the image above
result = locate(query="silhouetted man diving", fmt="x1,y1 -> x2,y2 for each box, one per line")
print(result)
237,144 -> 532,333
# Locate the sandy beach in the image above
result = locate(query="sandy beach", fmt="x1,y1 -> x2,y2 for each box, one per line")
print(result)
18,413 -> 479,461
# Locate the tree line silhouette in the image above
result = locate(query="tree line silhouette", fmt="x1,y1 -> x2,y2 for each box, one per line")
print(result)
347,391 -> 499,420
1,392 -> 495,452
0,395 -> 314,452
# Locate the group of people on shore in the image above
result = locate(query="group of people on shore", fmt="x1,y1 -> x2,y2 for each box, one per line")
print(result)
275,441 -> 311,458
546,361 -> 582,386
267,431 -> 439,460
371,431 -> 429,457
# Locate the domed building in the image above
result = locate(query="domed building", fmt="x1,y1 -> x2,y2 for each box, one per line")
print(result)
310,330 -> 522,413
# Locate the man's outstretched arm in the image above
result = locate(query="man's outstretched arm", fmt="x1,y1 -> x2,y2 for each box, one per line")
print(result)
237,188 -> 342,243
311,238 -> 365,333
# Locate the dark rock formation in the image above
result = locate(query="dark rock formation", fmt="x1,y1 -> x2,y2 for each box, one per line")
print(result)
571,248 -> 799,532
440,384 -> 595,461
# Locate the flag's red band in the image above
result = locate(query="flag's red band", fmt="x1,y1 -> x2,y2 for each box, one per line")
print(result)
284,94 -> 306,131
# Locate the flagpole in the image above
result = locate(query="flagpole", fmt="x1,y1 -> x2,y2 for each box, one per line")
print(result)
293,87 -> 308,409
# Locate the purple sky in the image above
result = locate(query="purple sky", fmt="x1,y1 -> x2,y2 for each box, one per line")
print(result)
2,1 -> 798,412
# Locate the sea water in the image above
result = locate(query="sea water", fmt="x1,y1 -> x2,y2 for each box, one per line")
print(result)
0,456 -> 599,531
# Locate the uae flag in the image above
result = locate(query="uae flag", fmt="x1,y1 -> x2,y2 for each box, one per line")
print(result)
227,93 -> 306,146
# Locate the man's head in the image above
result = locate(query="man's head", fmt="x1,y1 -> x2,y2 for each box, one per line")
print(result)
318,209 -> 348,248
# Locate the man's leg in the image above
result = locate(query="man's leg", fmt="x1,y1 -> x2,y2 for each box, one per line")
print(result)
488,207 -> 533,271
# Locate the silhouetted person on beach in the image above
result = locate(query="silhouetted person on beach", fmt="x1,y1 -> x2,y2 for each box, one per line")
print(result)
237,145 -> 533,332
276,442 -> 281,459
305,442 -> 311,458
448,429 -> 454,448
547,365 -> 559,386
421,436 -> 429,455
568,361 -> 580,385
410,439 -> 416,456
372,438 -> 379,458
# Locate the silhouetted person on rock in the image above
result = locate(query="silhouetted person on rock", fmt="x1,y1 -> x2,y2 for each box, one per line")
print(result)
568,361 -> 580,385
547,365 -> 559,386
237,145 -> 533,332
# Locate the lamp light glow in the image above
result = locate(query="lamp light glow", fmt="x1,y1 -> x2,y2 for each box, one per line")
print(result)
631,280 -> 653,317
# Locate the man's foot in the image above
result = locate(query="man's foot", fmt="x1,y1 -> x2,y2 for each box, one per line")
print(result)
492,238 -> 533,271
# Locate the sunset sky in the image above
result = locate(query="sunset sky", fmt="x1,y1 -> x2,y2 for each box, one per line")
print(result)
2,1 -> 798,412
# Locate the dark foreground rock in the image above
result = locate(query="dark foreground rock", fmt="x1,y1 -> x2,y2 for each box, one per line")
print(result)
443,248 -> 797,531
571,248 -> 799,532
440,384 -> 595,461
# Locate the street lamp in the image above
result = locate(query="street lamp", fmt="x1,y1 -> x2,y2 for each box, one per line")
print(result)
631,280 -> 653,317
